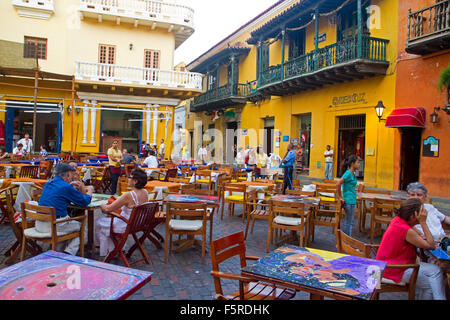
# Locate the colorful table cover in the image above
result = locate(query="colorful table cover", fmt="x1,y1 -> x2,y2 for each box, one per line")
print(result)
165,194 -> 219,206
270,194 -> 321,206
242,245 -> 386,300
0,251 -> 152,300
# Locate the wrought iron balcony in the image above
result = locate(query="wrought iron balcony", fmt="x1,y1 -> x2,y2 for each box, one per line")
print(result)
258,35 -> 390,96
78,0 -> 194,48
12,0 -> 54,19
406,0 -> 450,55
75,61 -> 203,90
190,83 -> 252,112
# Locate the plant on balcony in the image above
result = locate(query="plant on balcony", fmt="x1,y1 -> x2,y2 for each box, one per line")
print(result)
438,62 -> 450,92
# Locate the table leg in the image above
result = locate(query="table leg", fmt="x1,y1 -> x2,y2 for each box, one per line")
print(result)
87,208 -> 94,256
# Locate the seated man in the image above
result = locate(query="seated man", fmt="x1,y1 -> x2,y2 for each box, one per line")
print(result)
122,149 -> 138,165
407,182 -> 450,242
13,143 -> 25,156
142,149 -> 159,168
68,161 -> 88,195
38,163 -> 94,255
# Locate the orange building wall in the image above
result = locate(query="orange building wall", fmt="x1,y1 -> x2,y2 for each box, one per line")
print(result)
396,0 -> 450,197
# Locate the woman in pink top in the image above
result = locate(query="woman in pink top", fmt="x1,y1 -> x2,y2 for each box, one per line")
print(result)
376,198 -> 446,300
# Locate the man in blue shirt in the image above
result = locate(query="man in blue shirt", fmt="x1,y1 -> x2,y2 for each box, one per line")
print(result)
282,143 -> 296,194
38,163 -> 94,255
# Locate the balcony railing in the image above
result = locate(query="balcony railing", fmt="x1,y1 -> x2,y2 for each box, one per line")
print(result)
193,83 -> 250,106
260,35 -> 389,88
79,0 -> 194,28
406,0 -> 450,54
12,0 -> 54,19
407,0 -> 449,43
75,62 -> 203,90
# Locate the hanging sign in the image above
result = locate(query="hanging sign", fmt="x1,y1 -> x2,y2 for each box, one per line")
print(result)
318,32 -> 327,43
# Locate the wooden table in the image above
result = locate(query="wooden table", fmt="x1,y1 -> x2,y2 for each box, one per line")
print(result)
242,245 -> 387,300
145,181 -> 181,199
164,194 -> 220,253
356,192 -> 407,233
69,193 -> 111,256
0,251 -> 152,300
270,194 -> 321,207
428,248 -> 450,288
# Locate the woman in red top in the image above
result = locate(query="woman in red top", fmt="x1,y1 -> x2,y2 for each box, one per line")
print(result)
376,198 -> 446,300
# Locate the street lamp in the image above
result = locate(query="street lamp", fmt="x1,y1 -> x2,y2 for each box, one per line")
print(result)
375,100 -> 386,122
430,107 -> 439,124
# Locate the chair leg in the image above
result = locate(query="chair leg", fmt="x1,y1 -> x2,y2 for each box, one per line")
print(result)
244,215 -> 251,240
209,216 -> 213,243
251,218 -> 256,234
164,231 -> 169,263
20,236 -> 27,261
132,233 -> 150,265
220,202 -> 224,220
266,225 -> 272,253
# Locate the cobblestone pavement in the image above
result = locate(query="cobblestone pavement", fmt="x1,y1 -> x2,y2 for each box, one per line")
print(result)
0,202 -> 413,300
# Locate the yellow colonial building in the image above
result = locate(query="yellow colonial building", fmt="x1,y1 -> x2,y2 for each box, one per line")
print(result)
185,0 -> 399,189
0,0 -> 202,156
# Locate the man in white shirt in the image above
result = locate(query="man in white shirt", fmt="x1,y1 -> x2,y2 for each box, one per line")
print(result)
17,134 -> 33,154
143,150 -> 159,168
407,182 -> 450,241
159,139 -> 165,160
324,145 -> 334,180
13,143 -> 25,156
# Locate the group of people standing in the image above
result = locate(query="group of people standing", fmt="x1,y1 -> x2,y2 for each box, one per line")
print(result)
139,139 -> 165,160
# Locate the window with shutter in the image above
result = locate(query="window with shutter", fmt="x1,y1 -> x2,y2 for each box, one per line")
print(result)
24,37 -> 47,60
98,44 -> 116,78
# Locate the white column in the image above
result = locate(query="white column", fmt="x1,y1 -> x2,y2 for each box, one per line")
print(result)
164,112 -> 170,142
152,105 -> 159,145
145,104 -> 151,144
82,100 -> 89,144
90,100 -> 97,144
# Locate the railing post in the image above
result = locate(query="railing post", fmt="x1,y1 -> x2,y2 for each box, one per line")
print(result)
230,55 -> 235,96
281,27 -> 286,81
407,9 -> 411,41
357,0 -> 363,58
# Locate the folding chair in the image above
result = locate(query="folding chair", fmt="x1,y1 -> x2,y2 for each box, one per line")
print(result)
105,202 -> 159,267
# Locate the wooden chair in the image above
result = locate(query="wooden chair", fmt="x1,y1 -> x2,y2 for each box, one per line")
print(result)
309,198 -> 342,243
221,183 -> 247,221
292,179 -> 301,190
370,198 -> 403,243
244,189 -> 269,240
267,200 -> 310,253
39,161 -> 53,180
314,182 -> 338,199
217,174 -> 232,202
233,171 -> 248,183
165,202 -> 208,264
19,165 -> 40,179
210,231 -> 297,300
0,186 -> 43,264
194,170 -> 215,191
92,166 -> 112,194
124,164 -> 137,177
104,202 -> 159,267
323,179 -> 337,184
160,168 -> 178,182
336,230 -> 420,300
357,187 -> 392,234
180,188 -> 216,242
180,183 -> 196,193
20,202 -> 86,261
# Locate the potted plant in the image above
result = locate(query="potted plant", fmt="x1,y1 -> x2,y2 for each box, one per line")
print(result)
438,62 -> 450,114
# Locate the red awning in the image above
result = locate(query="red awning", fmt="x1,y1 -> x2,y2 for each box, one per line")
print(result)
385,107 -> 427,128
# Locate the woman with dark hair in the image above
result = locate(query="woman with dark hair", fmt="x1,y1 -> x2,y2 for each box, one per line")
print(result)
336,155 -> 359,235
376,198 -> 446,300
94,169 -> 149,258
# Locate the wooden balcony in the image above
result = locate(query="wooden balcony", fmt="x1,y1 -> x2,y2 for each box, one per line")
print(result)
406,0 -> 450,55
78,0 -> 194,48
258,36 -> 390,96
12,0 -> 54,19
190,83 -> 252,112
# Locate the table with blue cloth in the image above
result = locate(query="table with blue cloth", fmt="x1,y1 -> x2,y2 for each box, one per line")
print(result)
18,160 -> 41,165
77,162 -> 105,167
87,158 -> 109,163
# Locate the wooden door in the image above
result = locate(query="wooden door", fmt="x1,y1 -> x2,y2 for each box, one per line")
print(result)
98,44 -> 116,78
399,128 -> 421,191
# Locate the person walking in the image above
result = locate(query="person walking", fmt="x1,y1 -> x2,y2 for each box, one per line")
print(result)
198,144 -> 208,163
281,143 -> 296,194
255,146 -> 269,179
107,140 -> 123,195
159,139 -> 165,160
324,145 -> 334,180
336,155 -> 359,236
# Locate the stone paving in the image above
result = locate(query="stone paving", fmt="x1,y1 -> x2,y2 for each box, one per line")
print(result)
0,201 -> 411,300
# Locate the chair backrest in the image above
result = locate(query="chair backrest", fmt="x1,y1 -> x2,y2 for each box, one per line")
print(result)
125,164 -> 137,177
182,188 -> 214,196
323,179 -> 337,184
210,231 -> 247,295
255,178 -> 275,184
195,170 -> 212,182
286,189 -> 316,197
336,229 -> 370,258
39,161 -> 53,179
125,202 -> 159,234
180,183 -> 196,193
164,168 -> 178,181
223,183 -> 247,194
0,186 -> 21,238
292,179 -> 301,187
167,202 -> 207,221
19,165 -> 40,179
373,198 -> 402,215
362,186 -> 391,195
198,165 -> 210,170
270,200 -> 307,219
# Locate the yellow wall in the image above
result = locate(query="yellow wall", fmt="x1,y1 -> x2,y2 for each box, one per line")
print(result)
187,0 -> 398,189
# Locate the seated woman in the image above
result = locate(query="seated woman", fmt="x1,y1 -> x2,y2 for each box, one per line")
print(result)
376,198 -> 446,300
94,169 -> 149,258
